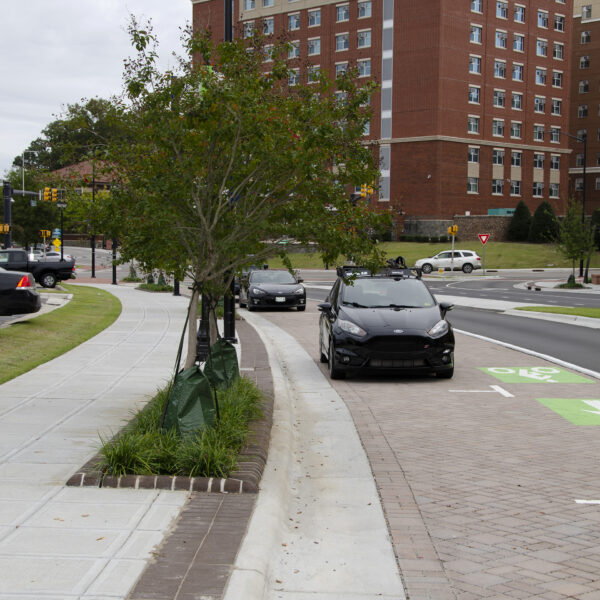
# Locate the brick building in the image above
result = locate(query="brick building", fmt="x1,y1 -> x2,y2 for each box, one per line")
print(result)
570,0 -> 600,216
192,0 -> 573,220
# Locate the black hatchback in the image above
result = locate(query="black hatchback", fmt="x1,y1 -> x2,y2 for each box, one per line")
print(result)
318,269 -> 454,379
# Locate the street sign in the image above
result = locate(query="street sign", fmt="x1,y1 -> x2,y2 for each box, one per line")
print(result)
478,233 -> 490,245
52,228 -> 61,238
53,238 -> 61,251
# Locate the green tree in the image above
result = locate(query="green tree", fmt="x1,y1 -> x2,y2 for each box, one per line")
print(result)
557,200 -> 595,281
528,200 -> 560,243
507,200 -> 532,242
107,23 -> 389,366
592,208 -> 600,251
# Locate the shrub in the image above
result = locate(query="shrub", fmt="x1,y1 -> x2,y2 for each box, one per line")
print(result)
507,200 -> 532,242
529,201 -> 560,243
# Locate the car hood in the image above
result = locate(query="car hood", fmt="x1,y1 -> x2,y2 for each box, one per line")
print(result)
251,283 -> 303,294
339,305 -> 443,333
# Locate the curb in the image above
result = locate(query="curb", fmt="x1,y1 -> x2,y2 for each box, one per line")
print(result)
66,319 -> 274,494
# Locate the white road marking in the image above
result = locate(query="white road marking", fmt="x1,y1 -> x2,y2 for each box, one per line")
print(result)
575,500 -> 600,505
448,385 -> 514,397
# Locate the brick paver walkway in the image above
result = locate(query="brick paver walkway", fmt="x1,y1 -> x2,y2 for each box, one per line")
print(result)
265,303 -> 600,600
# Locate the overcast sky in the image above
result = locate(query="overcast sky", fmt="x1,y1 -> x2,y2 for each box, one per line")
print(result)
1,0 -> 192,178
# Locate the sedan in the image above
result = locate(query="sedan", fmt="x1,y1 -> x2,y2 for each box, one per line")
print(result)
239,269 -> 306,311
414,250 -> 481,274
318,271 -> 454,379
0,267 -> 42,316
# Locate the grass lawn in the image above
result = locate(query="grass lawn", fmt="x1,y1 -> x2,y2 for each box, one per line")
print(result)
515,306 -> 600,319
0,284 -> 121,385
265,242 -> 600,271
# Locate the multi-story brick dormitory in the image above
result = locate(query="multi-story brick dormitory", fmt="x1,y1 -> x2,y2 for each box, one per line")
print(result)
570,0 -> 600,217
192,0 -> 574,223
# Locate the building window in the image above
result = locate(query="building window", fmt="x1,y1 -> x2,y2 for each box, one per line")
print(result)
550,155 -> 560,170
363,120 -> 370,136
514,5 -> 525,23
308,9 -> 321,26
493,149 -> 505,164
537,10 -> 548,28
511,180 -> 521,195
497,1 -> 508,18
579,79 -> 589,93
493,119 -> 505,136
263,0 -> 273,6
580,56 -> 590,69
288,68 -> 299,86
578,128 -> 588,141
288,13 -> 300,30
336,33 -> 349,51
358,0 -> 372,18
534,96 -> 546,113
554,15 -> 565,31
581,31 -> 591,44
471,0 -> 482,11
579,104 -> 589,118
496,30 -> 508,48
357,59 -> 371,77
468,115 -> 480,133
358,30 -> 372,48
535,68 -> 546,85
495,60 -> 506,78
308,66 -> 320,83
548,183 -> 558,198
288,41 -> 300,59
244,0 -> 255,9
597,152 -> 600,166
553,71 -> 563,87
493,179 -> 504,194
493,89 -> 506,107
468,146 -> 480,163
511,151 -> 522,166
533,181 -> 544,197
471,25 -> 482,43
513,34 -> 525,52
511,121 -> 522,138
551,98 -> 562,115
534,153 -> 544,168
536,39 -> 548,57
534,125 -> 544,141
469,55 -> 481,74
550,127 -> 560,142
553,43 -> 563,60
575,178 -> 584,191
582,5 -> 592,19
243,21 -> 254,37
263,17 -> 274,35
596,178 -> 600,191
336,4 -> 349,22
335,62 -> 348,77
513,63 -> 524,81
263,44 -> 274,62
468,177 -> 479,193
512,92 -> 522,109
469,86 -> 480,103
308,38 -> 321,56
575,153 -> 585,167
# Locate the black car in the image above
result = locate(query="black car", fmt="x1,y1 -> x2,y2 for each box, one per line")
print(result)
318,267 -> 454,379
0,267 -> 42,316
239,269 -> 306,311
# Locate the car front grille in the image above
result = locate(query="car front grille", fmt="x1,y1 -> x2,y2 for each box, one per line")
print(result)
368,358 -> 427,368
365,336 -> 429,353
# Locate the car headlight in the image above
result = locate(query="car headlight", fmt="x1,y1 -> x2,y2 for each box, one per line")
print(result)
293,286 -> 305,295
428,320 -> 449,338
337,318 -> 367,337
251,287 -> 266,295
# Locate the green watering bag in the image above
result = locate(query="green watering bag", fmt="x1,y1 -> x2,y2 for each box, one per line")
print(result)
204,338 -> 240,390
161,366 -> 216,435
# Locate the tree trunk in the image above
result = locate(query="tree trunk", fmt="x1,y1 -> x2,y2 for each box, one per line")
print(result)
185,288 -> 200,369
208,295 -> 219,345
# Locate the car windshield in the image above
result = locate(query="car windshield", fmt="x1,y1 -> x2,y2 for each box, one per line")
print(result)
250,270 -> 297,285
341,278 -> 435,308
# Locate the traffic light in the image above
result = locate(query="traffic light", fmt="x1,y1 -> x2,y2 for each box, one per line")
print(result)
43,187 -> 51,202
360,184 -> 367,198
51,188 -> 58,202
447,225 -> 458,236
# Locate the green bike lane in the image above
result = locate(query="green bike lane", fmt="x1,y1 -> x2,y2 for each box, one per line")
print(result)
263,301 -> 600,600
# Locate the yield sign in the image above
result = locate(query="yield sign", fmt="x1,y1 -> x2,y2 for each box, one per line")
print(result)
478,233 -> 490,245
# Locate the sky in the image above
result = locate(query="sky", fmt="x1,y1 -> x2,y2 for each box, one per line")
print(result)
0,0 -> 192,178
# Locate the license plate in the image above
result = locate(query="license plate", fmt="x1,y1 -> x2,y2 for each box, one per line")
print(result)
275,296 -> 286,302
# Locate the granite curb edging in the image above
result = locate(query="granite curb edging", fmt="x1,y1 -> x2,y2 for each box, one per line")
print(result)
66,318 -> 274,494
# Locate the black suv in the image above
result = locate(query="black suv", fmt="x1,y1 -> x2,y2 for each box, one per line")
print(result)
318,265 -> 454,379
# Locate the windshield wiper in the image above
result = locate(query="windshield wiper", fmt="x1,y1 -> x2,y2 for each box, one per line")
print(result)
342,301 -> 368,308
386,304 -> 418,309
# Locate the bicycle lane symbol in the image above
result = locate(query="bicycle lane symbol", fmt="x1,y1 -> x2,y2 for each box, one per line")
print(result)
479,367 -> 595,384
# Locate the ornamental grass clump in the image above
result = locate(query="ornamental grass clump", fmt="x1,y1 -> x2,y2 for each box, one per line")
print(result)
98,376 -> 263,478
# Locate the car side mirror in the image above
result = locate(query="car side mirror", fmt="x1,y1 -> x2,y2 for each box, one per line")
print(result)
317,302 -> 332,313
439,301 -> 453,316
296,277 -> 304,283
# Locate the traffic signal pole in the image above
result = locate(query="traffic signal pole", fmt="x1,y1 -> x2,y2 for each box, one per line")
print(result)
2,181 -> 12,249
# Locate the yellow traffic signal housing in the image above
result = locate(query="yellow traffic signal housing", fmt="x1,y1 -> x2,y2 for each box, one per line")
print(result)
360,184 -> 367,198
43,187 -> 51,202
51,188 -> 58,202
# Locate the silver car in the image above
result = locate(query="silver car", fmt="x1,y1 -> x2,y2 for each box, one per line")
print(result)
415,250 -> 481,274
